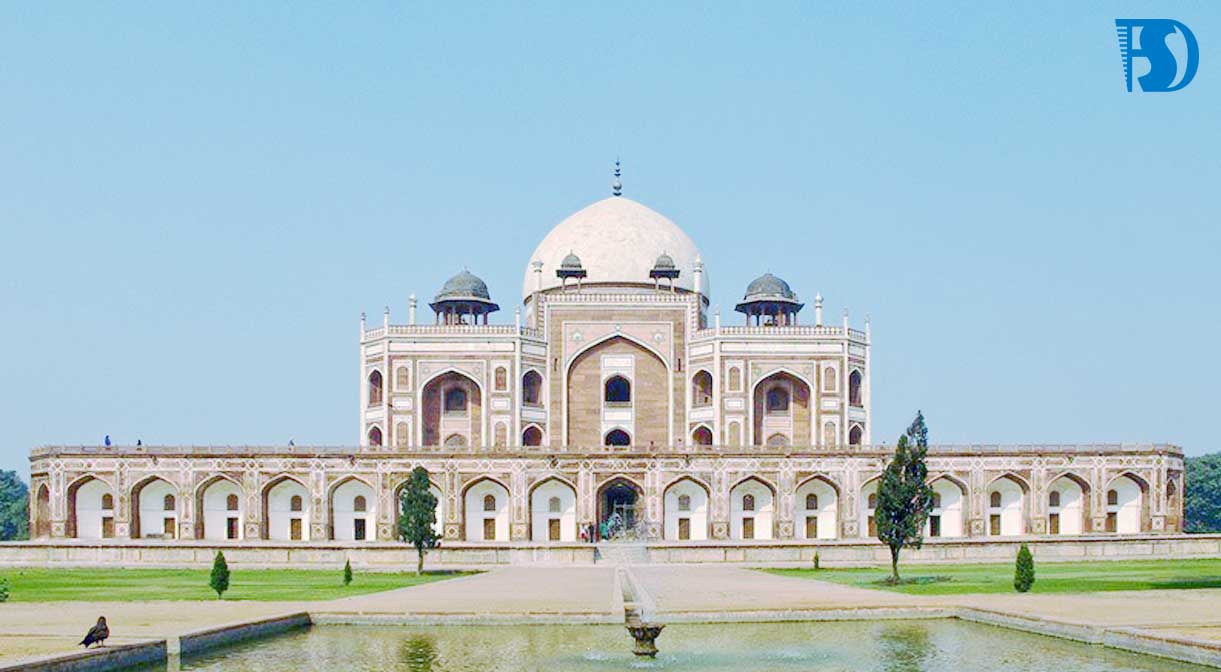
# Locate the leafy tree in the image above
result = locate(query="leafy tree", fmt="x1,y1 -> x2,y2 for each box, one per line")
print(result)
210,551 -> 230,599
0,472 -> 29,541
1014,544 -> 1035,592
343,559 -> 353,586
875,411 -> 935,583
1185,453 -> 1221,533
398,467 -> 439,574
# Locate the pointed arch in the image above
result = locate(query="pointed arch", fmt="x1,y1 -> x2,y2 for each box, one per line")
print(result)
595,474 -> 645,535
1046,471 -> 1090,535
420,368 -> 485,447
33,483 -> 51,538
66,475 -> 115,540
927,475 -> 967,538
796,474 -> 839,540
522,423 -> 544,446
1105,472 -> 1147,533
729,476 -> 776,540
986,473 -> 1027,536
194,474 -> 243,540
130,476 -> 180,539
566,334 -> 670,447
528,476 -> 577,541
328,475 -> 376,541
691,423 -> 714,446
462,476 -> 510,541
604,428 -> 632,446
391,473 -> 445,540
749,368 -> 812,446
261,474 -> 311,541
691,369 -> 713,407
663,476 -> 711,541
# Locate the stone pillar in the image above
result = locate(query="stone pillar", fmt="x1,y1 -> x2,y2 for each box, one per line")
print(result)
710,463 -> 729,540
510,467 -> 528,541
577,463 -> 595,535
776,466 -> 795,539
244,468 -> 262,540
967,464 -> 986,538
443,467 -> 461,541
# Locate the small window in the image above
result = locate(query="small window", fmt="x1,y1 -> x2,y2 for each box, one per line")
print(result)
368,426 -> 382,447
604,429 -> 631,446
494,367 -> 507,391
867,492 -> 877,509
805,493 -> 818,510
678,494 -> 691,512
823,366 -> 837,392
354,495 -> 367,512
522,370 -> 543,405
1167,481 -> 1178,505
605,376 -> 631,404
932,493 -> 942,509
692,371 -> 713,407
1048,491 -> 1061,508
693,427 -> 714,446
163,494 -> 176,511
1107,489 -> 1118,506
444,387 -> 468,413
395,366 -> 410,390
368,370 -> 384,405
101,493 -> 114,510
483,493 -> 497,512
290,495 -> 303,512
548,496 -> 561,513
522,426 -> 543,446
765,386 -> 789,413
226,493 -> 239,511
848,425 -> 863,446
848,370 -> 863,407
990,491 -> 1002,508
742,494 -> 756,511
727,367 -> 741,391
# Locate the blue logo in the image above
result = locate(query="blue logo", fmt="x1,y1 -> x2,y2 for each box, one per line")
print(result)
1115,19 -> 1199,92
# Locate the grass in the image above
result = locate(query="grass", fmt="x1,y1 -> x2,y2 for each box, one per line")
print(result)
765,558 -> 1221,595
0,567 -> 474,602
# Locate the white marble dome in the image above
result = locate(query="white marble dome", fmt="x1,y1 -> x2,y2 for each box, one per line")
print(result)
522,197 -> 708,300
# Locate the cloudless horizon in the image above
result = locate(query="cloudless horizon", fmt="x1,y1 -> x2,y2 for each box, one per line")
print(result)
2,4 -> 1219,476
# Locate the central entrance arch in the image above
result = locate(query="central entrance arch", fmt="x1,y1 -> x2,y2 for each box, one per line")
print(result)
596,477 -> 644,540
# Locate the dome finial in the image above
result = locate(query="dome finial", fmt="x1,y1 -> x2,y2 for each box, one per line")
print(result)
612,158 -> 622,197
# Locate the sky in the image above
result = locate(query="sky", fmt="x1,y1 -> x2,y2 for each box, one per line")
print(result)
1,3 -> 1218,475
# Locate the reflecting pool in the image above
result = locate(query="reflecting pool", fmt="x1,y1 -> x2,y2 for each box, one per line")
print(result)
147,621 -> 1213,671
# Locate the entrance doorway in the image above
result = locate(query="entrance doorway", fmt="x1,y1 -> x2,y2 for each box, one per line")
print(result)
597,478 -> 643,540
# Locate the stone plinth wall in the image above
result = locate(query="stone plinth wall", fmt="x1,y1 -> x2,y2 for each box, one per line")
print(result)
0,534 -> 1217,569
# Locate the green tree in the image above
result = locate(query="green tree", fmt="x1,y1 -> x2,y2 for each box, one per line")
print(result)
1185,453 -> 1221,533
0,472 -> 29,541
343,559 -> 353,586
875,411 -> 935,583
209,551 -> 230,599
398,466 -> 439,574
1014,543 -> 1035,592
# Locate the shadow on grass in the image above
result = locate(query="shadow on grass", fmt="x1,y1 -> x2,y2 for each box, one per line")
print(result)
1148,577 -> 1221,590
872,576 -> 954,587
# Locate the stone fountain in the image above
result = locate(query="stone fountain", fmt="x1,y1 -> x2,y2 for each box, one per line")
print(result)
625,613 -> 664,657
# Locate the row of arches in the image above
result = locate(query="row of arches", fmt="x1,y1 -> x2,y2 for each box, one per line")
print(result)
47,470 -> 1152,542
367,359 -> 866,449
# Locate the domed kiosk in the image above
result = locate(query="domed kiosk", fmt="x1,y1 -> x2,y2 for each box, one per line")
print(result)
430,270 -> 499,325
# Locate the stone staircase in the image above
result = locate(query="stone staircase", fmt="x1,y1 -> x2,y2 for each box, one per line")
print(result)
594,542 -> 651,565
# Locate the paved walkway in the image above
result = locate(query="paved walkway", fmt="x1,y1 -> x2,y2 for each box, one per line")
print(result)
4,566 -> 1221,666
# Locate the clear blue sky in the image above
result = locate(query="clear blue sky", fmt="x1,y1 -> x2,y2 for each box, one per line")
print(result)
2,4 -> 1218,475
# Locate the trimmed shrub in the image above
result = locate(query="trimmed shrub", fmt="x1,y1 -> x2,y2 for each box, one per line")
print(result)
210,551 -> 230,599
343,559 -> 353,587
1014,544 -> 1035,592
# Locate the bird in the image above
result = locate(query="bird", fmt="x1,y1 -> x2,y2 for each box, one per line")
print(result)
80,616 -> 109,648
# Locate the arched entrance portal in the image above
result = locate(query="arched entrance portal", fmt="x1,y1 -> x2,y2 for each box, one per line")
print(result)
597,477 -> 643,540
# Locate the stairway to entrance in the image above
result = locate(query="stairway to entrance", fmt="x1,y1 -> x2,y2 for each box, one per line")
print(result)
594,542 -> 650,565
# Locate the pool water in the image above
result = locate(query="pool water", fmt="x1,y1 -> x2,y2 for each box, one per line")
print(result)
150,621 -> 1211,672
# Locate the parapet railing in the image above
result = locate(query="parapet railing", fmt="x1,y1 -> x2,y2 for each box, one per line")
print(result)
362,325 -> 544,340
32,443 -> 1182,458
692,325 -> 867,340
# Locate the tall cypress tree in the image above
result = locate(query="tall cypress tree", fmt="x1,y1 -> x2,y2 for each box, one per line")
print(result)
398,466 -> 440,574
209,551 -> 230,599
875,411 -> 935,583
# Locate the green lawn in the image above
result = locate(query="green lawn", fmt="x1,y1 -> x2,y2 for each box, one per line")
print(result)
0,567 -> 473,602
765,558 -> 1221,595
